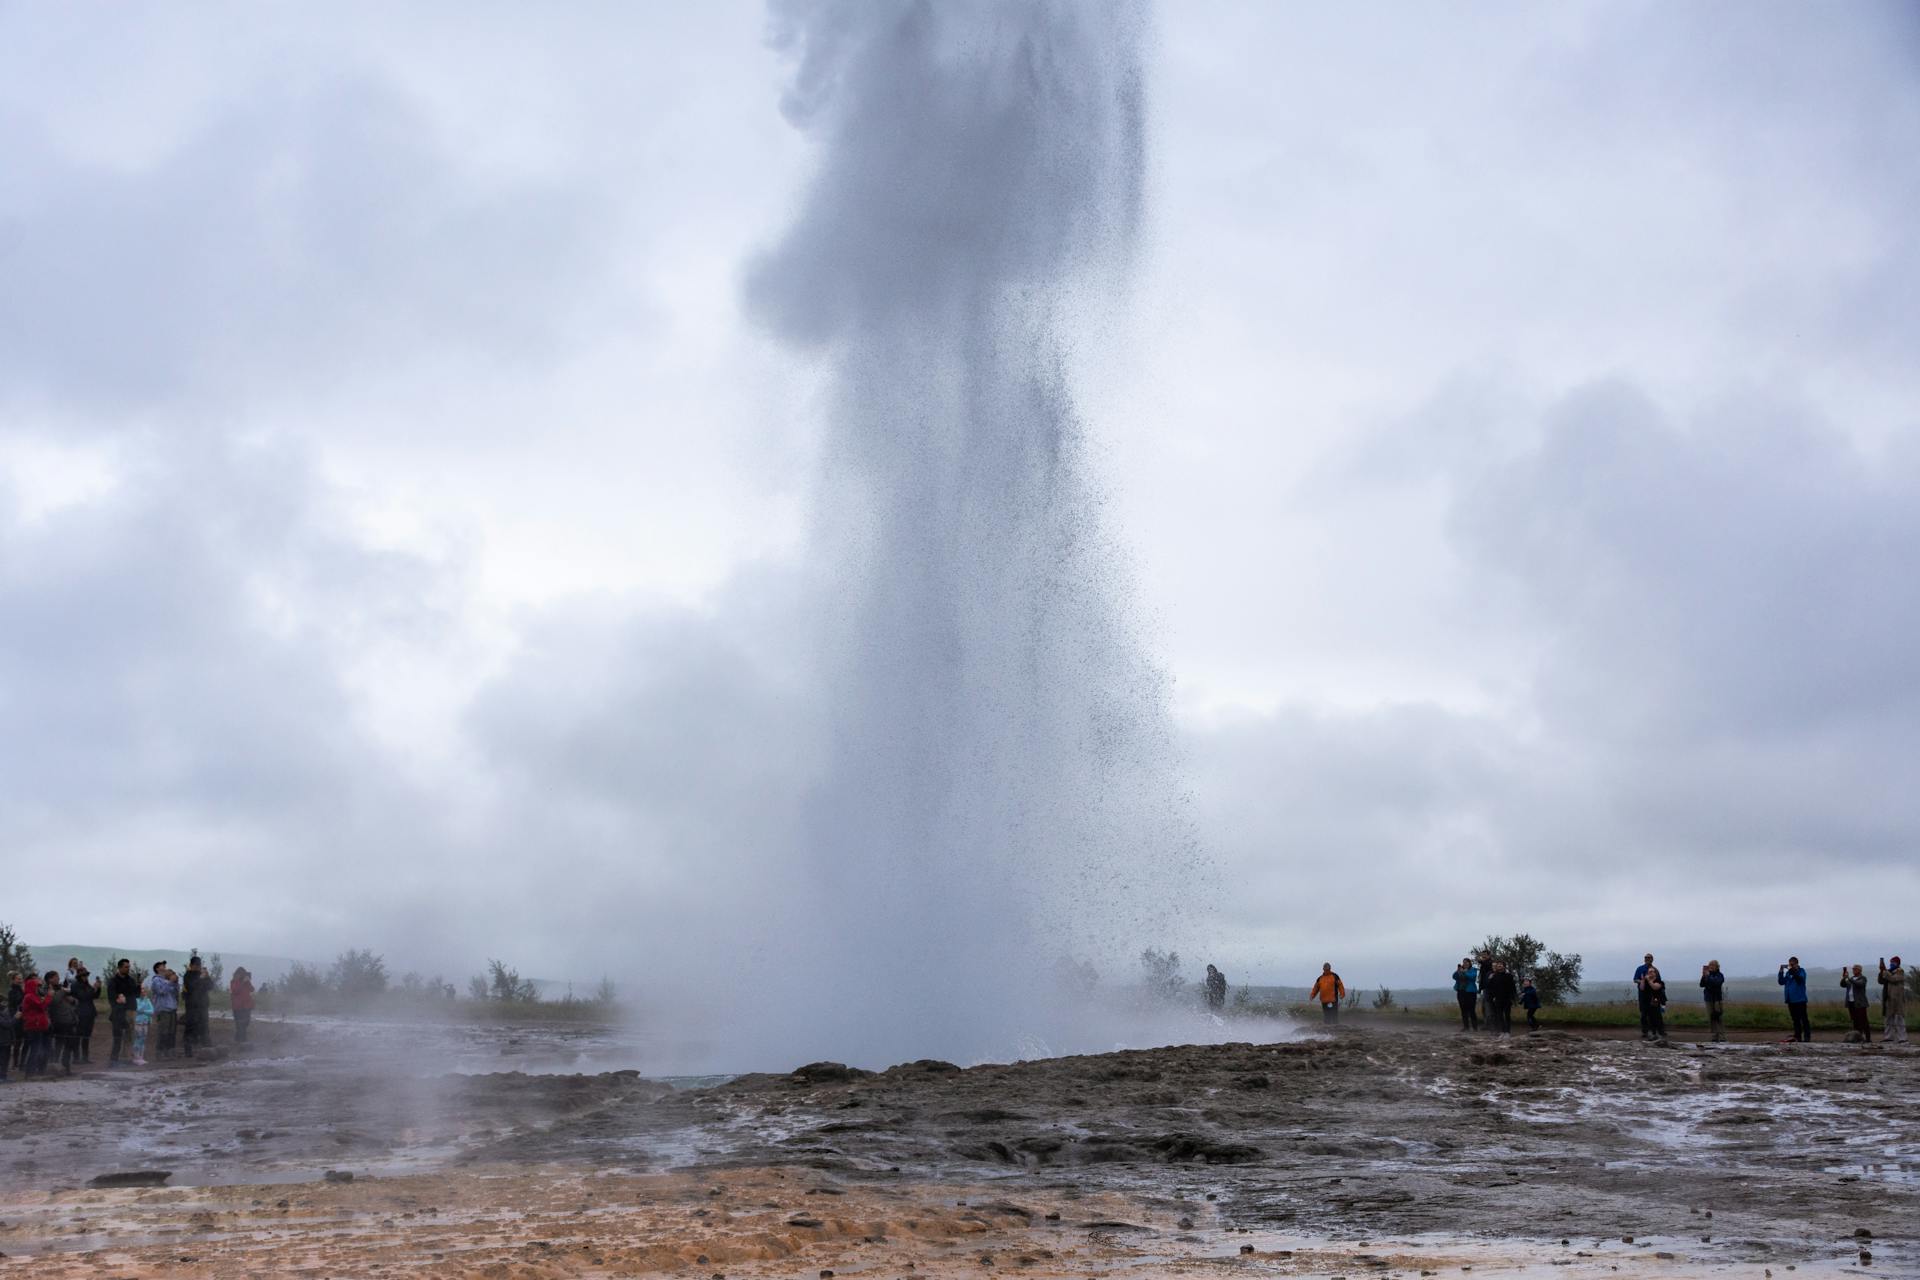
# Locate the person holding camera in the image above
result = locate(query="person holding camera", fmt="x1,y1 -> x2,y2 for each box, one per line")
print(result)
1699,960 -> 1727,1043
1778,957 -> 1811,1042
1842,964 -> 1872,1042
1452,958 -> 1480,1032
1633,953 -> 1656,1040
1878,957 -> 1908,1045
106,958 -> 141,1067
1642,964 -> 1669,1041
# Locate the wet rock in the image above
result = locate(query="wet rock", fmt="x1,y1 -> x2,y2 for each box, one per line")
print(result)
790,1062 -> 872,1085
88,1171 -> 172,1188
323,1170 -> 354,1183
787,1216 -> 824,1229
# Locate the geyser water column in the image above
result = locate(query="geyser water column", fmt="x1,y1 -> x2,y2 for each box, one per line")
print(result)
746,0 -> 1202,1066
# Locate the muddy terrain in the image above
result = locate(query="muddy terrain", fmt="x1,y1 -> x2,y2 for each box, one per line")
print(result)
1,1020 -> 1911,1276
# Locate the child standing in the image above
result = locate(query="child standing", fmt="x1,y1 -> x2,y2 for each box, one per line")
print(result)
131,985 -> 154,1067
1520,977 -> 1542,1031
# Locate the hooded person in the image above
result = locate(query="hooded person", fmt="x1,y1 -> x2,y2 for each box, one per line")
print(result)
1309,963 -> 1346,1024
20,976 -> 51,1077
69,964 -> 100,1062
47,972 -> 79,1074
1204,964 -> 1227,1012
1879,957 -> 1908,1045
229,967 -> 256,1045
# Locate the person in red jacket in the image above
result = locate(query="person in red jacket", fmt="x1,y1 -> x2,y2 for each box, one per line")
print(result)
20,976 -> 52,1077
229,968 -> 256,1045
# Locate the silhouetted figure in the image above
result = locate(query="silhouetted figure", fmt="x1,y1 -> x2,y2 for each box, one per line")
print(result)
1520,976 -> 1541,1031
1779,957 -> 1811,1042
230,967 -> 256,1044
1203,964 -> 1227,1012
1309,963 -> 1345,1024
1484,961 -> 1518,1035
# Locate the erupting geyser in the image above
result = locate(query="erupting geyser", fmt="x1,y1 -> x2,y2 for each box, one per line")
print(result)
724,0 -> 1204,1068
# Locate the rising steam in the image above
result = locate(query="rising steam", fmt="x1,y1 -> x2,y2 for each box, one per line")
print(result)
694,0 -> 1213,1069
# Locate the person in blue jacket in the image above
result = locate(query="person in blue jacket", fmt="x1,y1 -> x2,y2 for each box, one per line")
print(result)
1779,956 -> 1811,1042
1520,976 -> 1542,1031
1452,958 -> 1480,1032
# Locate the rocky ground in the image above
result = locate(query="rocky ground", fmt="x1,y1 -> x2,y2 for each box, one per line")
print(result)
1,1019 -> 1912,1277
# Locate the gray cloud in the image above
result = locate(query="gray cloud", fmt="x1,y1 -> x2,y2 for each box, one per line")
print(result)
0,75 -> 612,416
2,1 -> 1918,1029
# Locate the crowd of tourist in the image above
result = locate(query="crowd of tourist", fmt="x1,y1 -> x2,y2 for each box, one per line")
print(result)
1439,950 -> 1909,1044
1,954 -> 255,1080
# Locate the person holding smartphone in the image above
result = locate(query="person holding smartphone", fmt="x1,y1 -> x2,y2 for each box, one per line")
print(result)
1842,965 -> 1872,1042
1779,957 -> 1811,1042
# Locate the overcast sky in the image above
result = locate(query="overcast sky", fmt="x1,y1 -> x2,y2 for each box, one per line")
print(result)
3,2 -> 1917,994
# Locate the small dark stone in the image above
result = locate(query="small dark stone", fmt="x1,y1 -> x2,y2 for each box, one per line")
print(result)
696,1255 -> 708,1265
1178,1217 -> 1194,1229
1240,1244 -> 1255,1254
788,1216 -> 824,1229
323,1170 -> 354,1183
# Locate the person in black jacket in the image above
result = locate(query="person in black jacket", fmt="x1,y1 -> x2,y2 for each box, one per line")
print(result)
1644,965 -> 1669,1040
1484,961 -> 1519,1035
1700,960 -> 1727,1043
69,965 -> 101,1063
106,959 -> 141,1068
182,955 -> 212,1058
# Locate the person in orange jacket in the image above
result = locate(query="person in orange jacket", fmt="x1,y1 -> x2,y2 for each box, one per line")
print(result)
1309,963 -> 1346,1024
